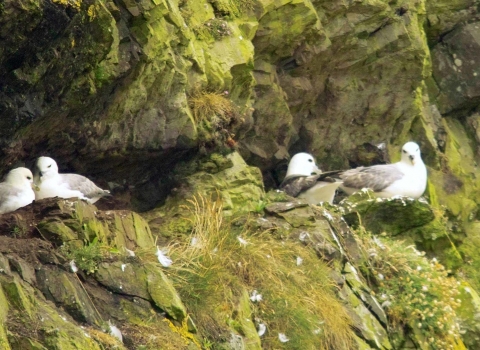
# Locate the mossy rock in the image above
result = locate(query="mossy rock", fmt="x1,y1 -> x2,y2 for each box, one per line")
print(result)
226,290 -> 261,350
36,267 -> 103,325
96,261 -> 187,321
338,282 -> 392,349
341,190 -> 435,235
456,282 -> 480,348
144,152 -> 265,239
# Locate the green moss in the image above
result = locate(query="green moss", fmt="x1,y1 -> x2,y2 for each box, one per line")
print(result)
458,222 -> 480,291
144,263 -> 187,321
208,0 -> 255,18
196,18 -> 232,41
0,276 -> 34,317
341,190 -> 435,235
455,282 -> 480,348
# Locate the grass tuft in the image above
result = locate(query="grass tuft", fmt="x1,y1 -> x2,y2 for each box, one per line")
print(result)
188,90 -> 236,125
187,89 -> 239,149
167,195 -> 356,349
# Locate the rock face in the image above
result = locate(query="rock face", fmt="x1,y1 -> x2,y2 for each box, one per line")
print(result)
0,0 -> 478,222
0,198 -> 198,349
431,22 -> 480,115
0,172 -> 477,348
1,0 -> 480,348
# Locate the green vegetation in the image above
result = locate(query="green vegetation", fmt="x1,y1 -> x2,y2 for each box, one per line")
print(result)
167,195 -> 356,349
10,225 -> 27,238
208,0 -> 255,17
60,238 -> 105,274
203,18 -> 232,40
52,0 -> 81,10
359,234 -> 462,349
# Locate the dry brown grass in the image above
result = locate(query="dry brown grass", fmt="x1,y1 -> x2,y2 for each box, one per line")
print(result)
188,90 -> 235,124
167,195 -> 356,349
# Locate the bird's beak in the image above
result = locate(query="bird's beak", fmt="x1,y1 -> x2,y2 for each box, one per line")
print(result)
312,165 -> 321,175
409,155 -> 415,164
32,183 -> 40,191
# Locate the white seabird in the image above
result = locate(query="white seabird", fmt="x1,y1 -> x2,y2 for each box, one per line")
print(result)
0,167 -> 35,214
33,156 -> 110,204
339,141 -> 427,199
279,153 -> 342,204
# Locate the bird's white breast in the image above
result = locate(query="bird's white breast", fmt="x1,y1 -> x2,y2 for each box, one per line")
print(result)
380,162 -> 427,199
298,182 -> 342,204
0,188 -> 35,214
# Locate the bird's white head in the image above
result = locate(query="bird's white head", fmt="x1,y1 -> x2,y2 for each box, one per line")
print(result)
35,156 -> 59,180
285,152 -> 321,179
401,142 -> 422,166
5,167 -> 34,189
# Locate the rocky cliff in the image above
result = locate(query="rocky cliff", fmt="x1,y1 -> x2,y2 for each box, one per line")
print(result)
1,0 -> 480,349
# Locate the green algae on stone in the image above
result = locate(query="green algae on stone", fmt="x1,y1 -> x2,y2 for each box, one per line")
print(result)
2,275 -> 106,349
0,275 -> 34,318
144,262 -> 187,322
108,211 -> 155,249
338,282 -> 392,349
458,221 -> 480,292
427,118 -> 480,222
0,285 -> 10,350
265,200 -> 315,227
227,290 -> 261,350
341,190 -> 435,235
343,263 -> 387,326
95,261 -> 187,321
37,199 -> 155,255
95,261 -> 150,300
455,282 -> 480,348
146,152 -> 264,235
36,267 -> 103,325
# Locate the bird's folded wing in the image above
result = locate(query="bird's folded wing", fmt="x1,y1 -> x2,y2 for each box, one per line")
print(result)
279,175 -> 318,197
0,184 -> 21,200
340,164 -> 404,192
61,174 -> 108,198
280,170 -> 339,195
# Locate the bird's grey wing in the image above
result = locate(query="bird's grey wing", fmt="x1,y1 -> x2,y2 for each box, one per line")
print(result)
280,175 -> 323,197
340,164 -> 404,192
61,174 -> 109,198
0,184 -> 21,201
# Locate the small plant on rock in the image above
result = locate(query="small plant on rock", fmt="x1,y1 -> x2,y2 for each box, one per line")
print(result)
10,225 -> 27,238
60,238 -> 105,274
360,235 -> 462,349
204,18 -> 231,40
188,89 -> 239,149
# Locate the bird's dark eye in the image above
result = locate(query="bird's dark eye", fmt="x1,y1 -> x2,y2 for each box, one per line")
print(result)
402,150 -> 406,153
416,148 -> 419,152
308,159 -> 313,162
27,176 -> 32,180
48,165 -> 52,168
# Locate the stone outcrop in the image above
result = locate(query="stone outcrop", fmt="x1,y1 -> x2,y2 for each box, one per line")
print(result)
0,0 -> 478,220
1,0 -> 480,348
